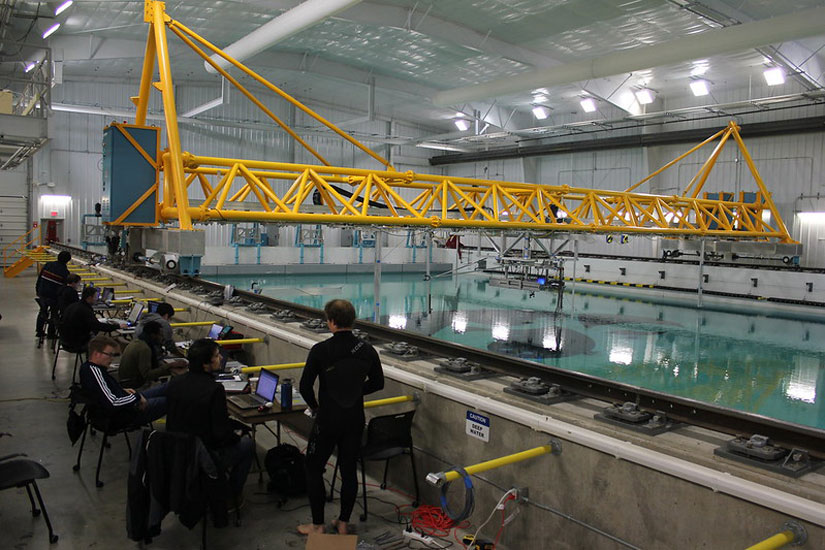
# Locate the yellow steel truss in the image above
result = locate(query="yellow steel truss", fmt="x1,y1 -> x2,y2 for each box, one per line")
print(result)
129,0 -> 794,244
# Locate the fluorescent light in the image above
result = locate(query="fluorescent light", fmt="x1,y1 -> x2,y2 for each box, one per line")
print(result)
532,105 -> 550,120
763,67 -> 785,86
42,22 -> 60,39
40,194 -> 71,204
797,212 -> 825,222
532,93 -> 548,103
55,0 -> 73,15
580,98 -> 597,113
690,80 -> 709,96
454,118 -> 470,131
25,62 -> 36,72
635,89 -> 654,105
415,142 -> 468,152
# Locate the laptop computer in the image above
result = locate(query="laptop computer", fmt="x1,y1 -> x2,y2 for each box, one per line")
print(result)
147,300 -> 161,313
206,323 -> 233,340
124,302 -> 145,327
228,369 -> 279,409
100,287 -> 114,304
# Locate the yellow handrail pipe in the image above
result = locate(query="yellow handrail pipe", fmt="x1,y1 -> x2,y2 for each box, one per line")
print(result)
110,299 -> 133,304
216,337 -> 264,345
744,521 -> 806,550
173,307 -> 187,312
170,321 -> 218,327
426,441 -> 562,486
84,277 -> 112,282
364,395 -> 417,409
108,283 -> 127,287
115,289 -> 144,294
241,362 -> 305,374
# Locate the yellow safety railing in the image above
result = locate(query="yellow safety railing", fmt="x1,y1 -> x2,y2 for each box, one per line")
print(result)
364,395 -> 417,408
241,362 -> 305,374
170,321 -> 218,327
216,337 -> 264,345
744,522 -> 806,550
122,0 -> 795,245
2,226 -> 42,270
426,441 -> 562,486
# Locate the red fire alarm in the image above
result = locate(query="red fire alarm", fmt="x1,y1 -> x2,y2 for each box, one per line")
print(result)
50,211 -> 58,217
32,221 -> 38,228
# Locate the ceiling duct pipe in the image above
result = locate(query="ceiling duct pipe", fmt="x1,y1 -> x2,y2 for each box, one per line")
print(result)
204,0 -> 363,74
433,6 -> 825,106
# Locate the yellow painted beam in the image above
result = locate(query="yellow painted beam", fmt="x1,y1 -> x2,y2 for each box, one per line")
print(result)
115,289 -> 144,294
173,307 -> 187,312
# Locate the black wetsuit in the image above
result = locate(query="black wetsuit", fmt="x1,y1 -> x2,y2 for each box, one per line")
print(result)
299,330 -> 384,525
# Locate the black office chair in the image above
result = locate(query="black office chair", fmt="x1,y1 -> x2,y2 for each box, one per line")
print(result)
330,409 -> 420,521
51,338 -> 86,382
129,430 -> 231,549
0,454 -> 58,543
69,385 -> 144,488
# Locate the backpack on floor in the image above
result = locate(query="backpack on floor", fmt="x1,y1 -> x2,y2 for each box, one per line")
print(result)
265,444 -> 306,498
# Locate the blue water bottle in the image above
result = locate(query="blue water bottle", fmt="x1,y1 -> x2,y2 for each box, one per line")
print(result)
280,378 -> 292,410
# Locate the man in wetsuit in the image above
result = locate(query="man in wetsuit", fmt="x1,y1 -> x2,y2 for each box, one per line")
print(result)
298,299 -> 384,535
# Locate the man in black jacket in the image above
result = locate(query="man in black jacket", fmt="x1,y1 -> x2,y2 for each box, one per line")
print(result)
35,250 -> 71,338
298,299 -> 384,536
60,286 -> 119,349
57,273 -> 82,319
166,338 -> 254,502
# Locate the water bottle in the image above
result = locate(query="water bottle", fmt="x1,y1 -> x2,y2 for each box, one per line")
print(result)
280,378 -> 293,410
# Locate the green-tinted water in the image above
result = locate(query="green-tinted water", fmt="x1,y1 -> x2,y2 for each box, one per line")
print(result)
209,272 -> 825,431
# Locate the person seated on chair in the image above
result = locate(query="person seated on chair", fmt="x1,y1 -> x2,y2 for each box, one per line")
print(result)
79,335 -> 168,427
118,321 -> 188,389
60,286 -> 119,350
135,302 -> 177,356
298,299 -> 385,536
56,274 -> 82,320
166,338 -> 254,504
35,250 -> 71,339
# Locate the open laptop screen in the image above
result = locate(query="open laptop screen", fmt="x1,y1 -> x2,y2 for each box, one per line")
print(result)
100,287 -> 114,303
256,369 -> 279,401
147,300 -> 161,313
126,302 -> 144,325
206,323 -> 223,340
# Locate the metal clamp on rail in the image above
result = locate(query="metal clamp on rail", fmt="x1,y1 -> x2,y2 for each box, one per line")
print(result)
426,440 -> 562,487
745,521 -> 806,550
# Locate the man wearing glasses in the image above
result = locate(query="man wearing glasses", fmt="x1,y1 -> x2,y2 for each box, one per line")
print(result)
79,335 -> 168,426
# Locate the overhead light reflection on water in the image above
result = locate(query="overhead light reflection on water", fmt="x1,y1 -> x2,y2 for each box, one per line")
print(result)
492,322 -> 510,341
451,313 -> 467,334
389,314 -> 407,330
785,356 -> 818,404
609,346 -> 633,365
542,330 -> 561,351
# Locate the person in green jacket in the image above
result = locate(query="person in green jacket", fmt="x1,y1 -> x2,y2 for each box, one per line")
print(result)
118,321 -> 187,389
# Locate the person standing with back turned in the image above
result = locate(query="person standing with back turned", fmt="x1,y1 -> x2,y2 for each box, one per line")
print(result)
298,299 -> 384,536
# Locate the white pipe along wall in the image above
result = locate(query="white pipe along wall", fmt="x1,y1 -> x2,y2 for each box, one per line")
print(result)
204,0 -> 364,74
433,6 -> 825,106
89,260 -> 825,528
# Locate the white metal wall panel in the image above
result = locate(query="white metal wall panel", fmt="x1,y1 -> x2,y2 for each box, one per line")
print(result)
0,165 -> 28,246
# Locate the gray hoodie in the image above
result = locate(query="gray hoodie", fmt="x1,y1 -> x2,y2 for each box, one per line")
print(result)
135,312 -> 176,354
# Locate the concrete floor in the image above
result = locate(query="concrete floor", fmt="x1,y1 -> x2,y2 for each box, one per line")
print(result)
0,271 -> 415,549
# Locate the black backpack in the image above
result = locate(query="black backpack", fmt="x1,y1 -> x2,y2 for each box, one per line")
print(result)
265,444 -> 306,498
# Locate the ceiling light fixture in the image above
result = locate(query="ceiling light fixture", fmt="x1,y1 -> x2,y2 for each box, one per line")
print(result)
55,0 -> 73,15
454,118 -> 470,131
580,98 -> 597,113
635,89 -> 654,105
42,22 -> 61,39
24,61 -> 37,73
532,105 -> 550,120
690,79 -> 709,97
763,67 -> 785,86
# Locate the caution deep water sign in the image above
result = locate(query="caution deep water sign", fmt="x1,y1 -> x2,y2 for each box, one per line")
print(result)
466,411 -> 490,442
